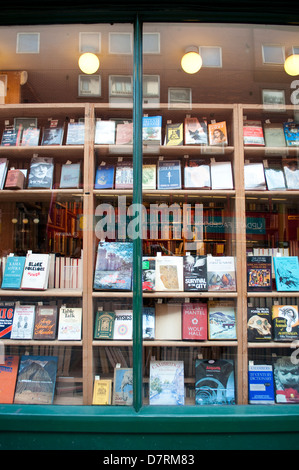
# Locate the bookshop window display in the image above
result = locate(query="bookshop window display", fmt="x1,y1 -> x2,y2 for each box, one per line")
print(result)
0,21 -> 299,409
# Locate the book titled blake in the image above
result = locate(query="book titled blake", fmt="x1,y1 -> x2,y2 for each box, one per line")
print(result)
157,160 -> 181,189
273,256 -> 299,291
1,255 -> 26,289
20,252 -> 50,290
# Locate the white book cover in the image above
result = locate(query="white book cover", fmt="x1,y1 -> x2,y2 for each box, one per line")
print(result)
113,310 -> 132,340
155,256 -> 183,291
244,162 -> 266,190
0,158 -> 8,189
210,161 -> 234,189
207,256 -> 236,291
94,120 -> 116,144
10,305 -> 35,339
149,361 -> 184,405
20,253 -> 50,290
57,306 -> 82,340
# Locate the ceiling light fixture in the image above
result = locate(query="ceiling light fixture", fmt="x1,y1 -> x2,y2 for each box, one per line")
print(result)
78,52 -> 100,74
181,46 -> 202,74
284,54 -> 299,76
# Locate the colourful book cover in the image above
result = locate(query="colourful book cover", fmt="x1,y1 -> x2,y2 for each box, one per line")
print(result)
272,304 -> 299,341
184,255 -> 207,291
142,256 -> 156,292
207,256 -> 236,292
248,363 -> 275,404
94,310 -> 115,339
33,305 -> 58,340
247,255 -> 272,292
283,121 -> 299,147
208,300 -> 237,340
184,117 -> 208,145
93,241 -> 133,291
94,164 -> 115,189
157,160 -> 181,189
182,302 -> 207,340
165,122 -> 183,146
273,256 -> 299,291
247,306 -> 272,341
208,121 -> 228,145
195,359 -> 235,405
113,367 -> 133,405
243,120 -> 265,146
0,301 -> 15,339
142,115 -> 162,145
1,256 -> 26,289
273,356 -> 299,403
149,361 -> 184,405
0,355 -> 19,404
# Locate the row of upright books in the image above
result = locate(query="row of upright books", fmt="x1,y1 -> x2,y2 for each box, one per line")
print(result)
94,300 -> 237,341
0,157 -> 81,190
244,159 -> 299,190
243,119 -> 299,147
95,159 -> 234,190
1,251 -> 83,290
0,303 -> 82,340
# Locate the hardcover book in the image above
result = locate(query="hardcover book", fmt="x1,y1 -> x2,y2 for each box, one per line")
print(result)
155,255 -> 183,291
273,256 -> 299,291
57,306 -> 82,340
33,305 -> 58,340
27,156 -> 54,189
92,378 -> 112,405
248,363 -> 275,404
264,122 -> 286,147
59,162 -> 81,188
1,125 -> 22,146
210,161 -> 233,189
165,122 -> 183,146
41,119 -> 64,146
207,256 -> 236,292
10,304 -> 36,339
95,120 -> 116,145
0,158 -> 8,189
112,367 -> 133,405
143,307 -> 155,339
94,310 -> 115,339
195,359 -> 235,405
142,164 -> 156,190
21,127 -> 40,146
208,300 -> 237,340
182,302 -> 208,340
244,162 -> 266,190
94,164 -> 115,189
113,309 -> 132,340
93,241 -> 133,291
115,161 -> 133,189
66,121 -> 85,145
157,160 -> 181,189
282,159 -> 299,189
273,356 -> 299,403
183,254 -> 207,291
184,159 -> 211,189
272,304 -> 299,341
14,355 -> 58,405
0,355 -> 19,404
184,116 -> 208,145
0,301 -> 15,339
283,121 -> 299,146
142,256 -> 156,292
155,303 -> 182,340
247,306 -> 272,341
142,115 -> 162,145
247,255 -> 272,292
4,169 -> 26,189
1,255 -> 26,289
208,121 -> 228,145
20,252 -> 51,290
149,361 -> 184,405
243,120 -> 265,146
264,163 -> 286,190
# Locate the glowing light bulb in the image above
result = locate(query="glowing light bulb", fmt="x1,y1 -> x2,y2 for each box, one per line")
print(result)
181,51 -> 202,74
284,54 -> 299,76
78,53 -> 100,74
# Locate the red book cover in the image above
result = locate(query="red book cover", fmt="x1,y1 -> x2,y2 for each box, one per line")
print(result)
0,355 -> 19,404
182,302 -> 207,340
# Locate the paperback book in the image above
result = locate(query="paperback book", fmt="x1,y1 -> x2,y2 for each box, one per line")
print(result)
93,241 -> 133,291
1,125 -> 22,146
210,161 -> 233,189
208,121 -> 228,145
113,310 -> 133,340
244,162 -> 266,190
21,127 -> 40,146
273,356 -> 299,403
115,161 -> 133,189
263,122 -> 286,147
195,359 -> 235,405
272,304 -> 299,341
0,355 -> 19,404
207,256 -> 236,292
20,252 -> 51,290
41,119 -> 64,145
282,159 -> 299,189
112,367 -> 133,405
142,115 -> 162,145
264,163 -> 286,190
66,121 -> 85,145
155,255 -> 183,291
59,162 -> 81,189
14,355 -> 58,405
248,363 -> 275,404
208,300 -> 237,340
155,303 -> 182,340
115,121 -> 133,145
142,164 -> 156,190
94,120 -> 116,145
283,121 -> 299,146
184,117 -> 208,145
243,120 -> 265,146
183,254 -> 207,291
1,255 -> 26,289
142,256 -> 156,292
142,307 -> 155,339
273,256 -> 299,291
182,302 -> 208,340
4,169 -> 26,189
27,156 -> 54,189
184,159 -> 211,189
247,255 -> 272,292
149,361 -> 184,405
57,306 -> 82,340
165,122 -> 183,146
92,378 -> 112,405
33,305 -> 58,340
157,160 -> 181,189
94,164 -> 115,189
0,301 -> 15,339
247,306 -> 272,341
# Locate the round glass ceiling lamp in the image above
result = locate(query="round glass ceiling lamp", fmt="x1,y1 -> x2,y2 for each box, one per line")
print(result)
78,53 -> 100,74
181,47 -> 202,74
284,54 -> 299,76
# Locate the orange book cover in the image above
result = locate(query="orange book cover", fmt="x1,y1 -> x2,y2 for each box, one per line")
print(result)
0,355 -> 19,403
208,121 -> 228,145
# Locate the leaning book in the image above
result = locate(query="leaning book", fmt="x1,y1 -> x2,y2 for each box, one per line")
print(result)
247,255 -> 272,292
14,355 -> 58,405
272,304 -> 299,341
149,361 -> 184,406
93,241 -> 133,291
10,304 -> 35,339
20,252 -> 50,290
273,356 -> 299,403
112,367 -> 133,406
247,306 -> 272,341
195,359 -> 235,405
27,156 -> 54,189
1,255 -> 26,289
0,355 -> 19,404
248,363 -> 275,404
208,300 -> 237,340
92,378 -> 112,405
207,256 -> 236,292
57,306 -> 82,340
273,256 -> 299,291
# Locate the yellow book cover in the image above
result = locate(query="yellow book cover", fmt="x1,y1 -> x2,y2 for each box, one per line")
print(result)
92,378 -> 112,405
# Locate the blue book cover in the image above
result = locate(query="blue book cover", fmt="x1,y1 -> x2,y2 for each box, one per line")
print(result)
248,363 -> 275,404
195,359 -> 235,405
94,165 -> 115,189
273,256 -> 299,291
142,115 -> 162,145
283,122 -> 299,146
1,256 -> 26,289
157,160 -> 181,189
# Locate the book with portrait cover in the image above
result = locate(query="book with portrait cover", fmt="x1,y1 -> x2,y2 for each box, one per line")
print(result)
157,160 -> 181,189
57,306 -> 82,341
184,116 -> 208,145
93,241 -> 133,291
27,156 -> 54,189
33,305 -> 58,340
184,159 -> 211,189
182,302 -> 207,340
112,367 -> 133,406
208,121 -> 228,145
273,356 -> 299,403
247,306 -> 272,341
41,119 -> 64,146
243,120 -> 265,146
10,304 -> 35,339
195,359 -> 235,405
183,254 -> 207,291
273,256 -> 299,291
0,355 -> 19,404
20,252 -> 50,290
207,256 -> 236,292
14,355 -> 58,405
247,255 -> 272,292
94,164 -> 115,189
0,301 -> 15,339
1,255 -> 26,289
208,300 -> 237,340
149,361 -> 184,405
165,122 -> 183,146
272,304 -> 299,341
248,363 -> 275,404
